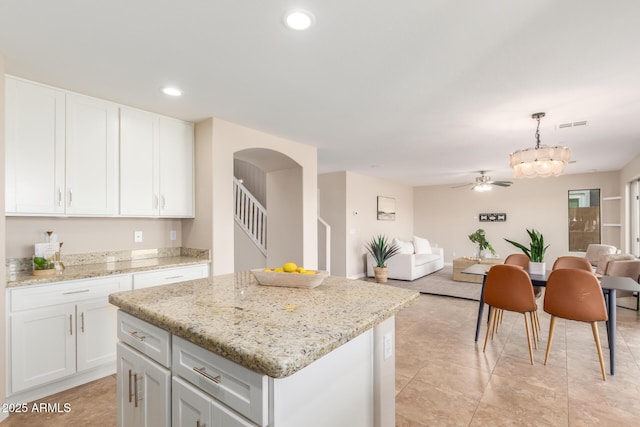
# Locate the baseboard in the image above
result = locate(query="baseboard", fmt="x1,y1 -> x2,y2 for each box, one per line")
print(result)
5,364 -> 115,406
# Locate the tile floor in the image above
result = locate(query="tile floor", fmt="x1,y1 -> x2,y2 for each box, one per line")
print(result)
3,293 -> 640,426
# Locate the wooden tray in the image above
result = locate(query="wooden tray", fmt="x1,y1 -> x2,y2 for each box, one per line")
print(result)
32,269 -> 57,277
250,269 -> 329,289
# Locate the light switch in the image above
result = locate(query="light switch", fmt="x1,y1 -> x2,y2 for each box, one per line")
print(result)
134,231 -> 143,243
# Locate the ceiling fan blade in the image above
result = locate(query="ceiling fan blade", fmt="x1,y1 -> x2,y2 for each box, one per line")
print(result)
490,181 -> 512,187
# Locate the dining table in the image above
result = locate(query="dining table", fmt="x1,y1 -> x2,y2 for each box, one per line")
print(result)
464,263 -> 640,375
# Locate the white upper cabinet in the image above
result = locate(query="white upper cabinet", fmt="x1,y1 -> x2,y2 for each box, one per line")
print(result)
120,107 -> 158,216
65,93 -> 119,216
120,107 -> 194,217
5,77 -> 66,214
5,76 -> 194,218
158,116 -> 194,217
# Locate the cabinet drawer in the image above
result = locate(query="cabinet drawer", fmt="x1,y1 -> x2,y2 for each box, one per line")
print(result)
117,311 -> 171,368
10,274 -> 132,312
173,336 -> 268,426
132,264 -> 209,289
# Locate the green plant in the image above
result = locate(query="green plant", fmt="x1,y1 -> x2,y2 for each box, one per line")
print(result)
365,235 -> 400,268
468,229 -> 496,256
504,229 -> 549,262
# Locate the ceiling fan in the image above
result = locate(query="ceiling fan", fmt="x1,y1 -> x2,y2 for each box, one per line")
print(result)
452,171 -> 513,192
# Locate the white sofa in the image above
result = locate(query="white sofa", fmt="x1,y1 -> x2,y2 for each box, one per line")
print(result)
366,236 -> 444,281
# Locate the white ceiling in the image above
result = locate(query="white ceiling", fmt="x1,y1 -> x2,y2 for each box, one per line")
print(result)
1,1 -> 639,187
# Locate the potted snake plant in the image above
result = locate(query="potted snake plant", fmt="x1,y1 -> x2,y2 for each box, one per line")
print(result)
504,229 -> 550,275
365,235 -> 400,283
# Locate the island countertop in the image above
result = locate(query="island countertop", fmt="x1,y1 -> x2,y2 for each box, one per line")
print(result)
109,272 -> 419,378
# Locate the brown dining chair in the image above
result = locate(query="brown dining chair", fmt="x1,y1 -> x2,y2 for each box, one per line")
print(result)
606,259 -> 640,311
552,256 -> 593,272
500,253 -> 541,330
483,264 -> 538,364
504,253 -> 530,269
543,268 -> 608,380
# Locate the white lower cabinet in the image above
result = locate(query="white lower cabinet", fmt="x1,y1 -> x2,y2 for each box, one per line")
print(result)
10,303 -> 76,392
173,376 -> 254,427
117,342 -> 171,427
8,274 -> 132,397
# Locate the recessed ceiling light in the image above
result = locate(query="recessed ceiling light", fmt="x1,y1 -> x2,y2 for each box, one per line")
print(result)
283,10 -> 314,30
161,87 -> 182,97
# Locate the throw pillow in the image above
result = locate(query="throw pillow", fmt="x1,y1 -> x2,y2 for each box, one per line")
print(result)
413,236 -> 432,254
393,238 -> 414,254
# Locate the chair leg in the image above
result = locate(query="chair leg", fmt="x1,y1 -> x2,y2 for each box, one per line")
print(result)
591,321 -> 607,381
523,313 -> 534,365
483,306 -> 496,352
544,315 -> 557,366
529,312 -> 538,349
534,311 -> 541,333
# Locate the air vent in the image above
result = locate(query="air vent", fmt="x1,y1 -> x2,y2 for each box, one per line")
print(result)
558,120 -> 588,129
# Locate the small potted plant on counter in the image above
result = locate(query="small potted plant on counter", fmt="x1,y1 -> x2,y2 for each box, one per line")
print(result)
468,229 -> 496,259
365,234 -> 400,283
504,229 -> 550,275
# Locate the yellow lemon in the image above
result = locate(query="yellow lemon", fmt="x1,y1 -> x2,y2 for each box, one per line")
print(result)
274,267 -> 284,272
264,268 -> 272,272
296,267 -> 306,273
302,270 -> 316,275
283,262 -> 298,273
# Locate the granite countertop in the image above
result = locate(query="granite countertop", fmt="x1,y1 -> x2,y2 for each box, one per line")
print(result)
6,256 -> 210,288
109,272 -> 419,378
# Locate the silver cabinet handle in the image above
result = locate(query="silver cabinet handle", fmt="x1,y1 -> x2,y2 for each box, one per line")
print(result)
68,189 -> 73,206
134,373 -> 139,408
154,194 -> 159,209
128,369 -> 133,403
193,366 -> 221,384
80,312 -> 85,333
69,315 -> 73,335
62,289 -> 90,295
196,420 -> 201,427
165,275 -> 184,280
161,195 -> 166,208
127,330 -> 146,341
58,188 -> 63,207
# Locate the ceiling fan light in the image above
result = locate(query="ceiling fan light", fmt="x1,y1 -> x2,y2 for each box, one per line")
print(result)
474,183 -> 492,192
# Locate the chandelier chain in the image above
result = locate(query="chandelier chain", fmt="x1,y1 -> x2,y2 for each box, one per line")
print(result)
534,115 -> 541,149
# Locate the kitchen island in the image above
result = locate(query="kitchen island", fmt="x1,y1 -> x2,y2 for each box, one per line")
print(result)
109,271 -> 418,427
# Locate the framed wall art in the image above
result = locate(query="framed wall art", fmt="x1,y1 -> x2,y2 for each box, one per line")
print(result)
377,196 -> 396,220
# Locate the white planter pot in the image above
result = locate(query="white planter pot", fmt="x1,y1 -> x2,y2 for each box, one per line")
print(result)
529,261 -> 546,276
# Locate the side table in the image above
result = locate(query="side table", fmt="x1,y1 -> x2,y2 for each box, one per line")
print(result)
452,257 -> 503,283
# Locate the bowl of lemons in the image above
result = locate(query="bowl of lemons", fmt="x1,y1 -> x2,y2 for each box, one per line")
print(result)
251,262 -> 329,289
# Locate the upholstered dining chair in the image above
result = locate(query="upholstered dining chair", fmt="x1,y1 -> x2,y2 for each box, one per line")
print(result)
552,256 -> 593,272
543,268 -> 608,380
502,253 -> 541,330
606,259 -> 640,311
483,264 -> 538,364
504,253 -> 530,269
584,244 -> 618,267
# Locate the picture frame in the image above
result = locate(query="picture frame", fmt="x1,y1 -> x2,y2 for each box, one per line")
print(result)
377,196 -> 396,221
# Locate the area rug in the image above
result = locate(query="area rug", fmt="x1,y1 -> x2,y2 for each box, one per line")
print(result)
384,265 -> 482,301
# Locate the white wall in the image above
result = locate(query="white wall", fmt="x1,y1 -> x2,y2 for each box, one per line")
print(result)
6,217 -> 183,258
266,168 -> 303,268
234,222 -> 266,271
413,171 -> 621,266
318,173 -> 347,276
319,171 -> 413,278
191,118 -> 317,275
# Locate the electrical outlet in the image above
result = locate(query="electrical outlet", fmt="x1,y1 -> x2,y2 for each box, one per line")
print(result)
383,333 -> 393,360
134,231 -> 143,243
170,230 -> 177,241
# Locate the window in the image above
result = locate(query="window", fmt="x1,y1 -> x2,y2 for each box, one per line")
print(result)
568,189 -> 601,252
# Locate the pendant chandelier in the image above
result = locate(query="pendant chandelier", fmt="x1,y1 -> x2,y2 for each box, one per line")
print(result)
509,112 -> 571,178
